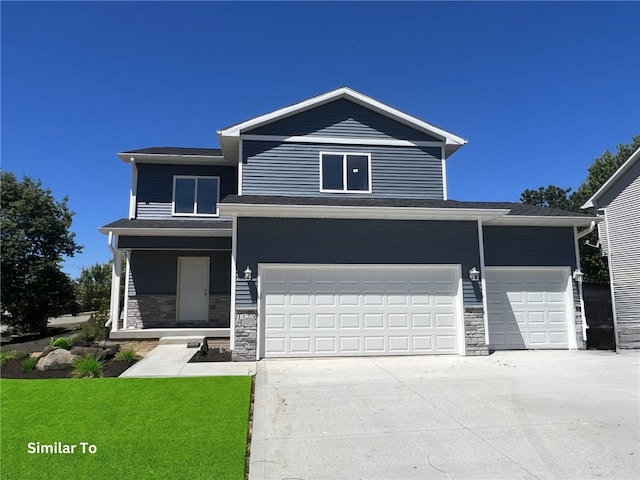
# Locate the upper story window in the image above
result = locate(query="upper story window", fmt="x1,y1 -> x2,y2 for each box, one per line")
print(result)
320,152 -> 371,193
173,176 -> 220,216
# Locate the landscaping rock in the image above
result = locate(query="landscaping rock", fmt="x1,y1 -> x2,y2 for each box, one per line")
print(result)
36,349 -> 79,371
70,346 -> 110,360
38,345 -> 59,359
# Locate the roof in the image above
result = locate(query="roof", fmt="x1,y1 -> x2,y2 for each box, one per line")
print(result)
217,87 -> 468,161
117,146 -> 231,165
581,146 -> 640,209
120,147 -> 223,156
219,195 -> 594,226
99,218 -> 232,237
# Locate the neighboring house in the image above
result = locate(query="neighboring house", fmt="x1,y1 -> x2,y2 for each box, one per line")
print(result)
582,147 -> 640,350
101,87 -> 595,361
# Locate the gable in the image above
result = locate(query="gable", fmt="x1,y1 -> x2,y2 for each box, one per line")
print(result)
244,98 -> 440,142
597,156 -> 640,208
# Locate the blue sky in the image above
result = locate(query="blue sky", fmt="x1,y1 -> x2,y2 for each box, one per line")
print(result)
2,1 -> 639,277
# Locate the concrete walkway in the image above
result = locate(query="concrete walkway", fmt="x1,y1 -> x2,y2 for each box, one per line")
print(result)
120,344 -> 256,377
250,351 -> 640,480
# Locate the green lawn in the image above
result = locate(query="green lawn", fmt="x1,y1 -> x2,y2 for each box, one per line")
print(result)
1,377 -> 252,480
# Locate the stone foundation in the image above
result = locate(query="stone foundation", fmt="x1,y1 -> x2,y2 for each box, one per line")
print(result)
126,294 -> 231,329
232,309 -> 257,362
464,306 -> 489,356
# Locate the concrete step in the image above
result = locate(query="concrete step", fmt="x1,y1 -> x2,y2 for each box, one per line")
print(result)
159,336 -> 206,346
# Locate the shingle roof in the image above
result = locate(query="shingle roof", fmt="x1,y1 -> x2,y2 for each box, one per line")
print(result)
120,147 -> 223,156
100,218 -> 232,230
219,195 -> 592,218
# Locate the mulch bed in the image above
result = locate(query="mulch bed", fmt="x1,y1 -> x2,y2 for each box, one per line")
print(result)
0,357 -> 137,379
188,347 -> 232,363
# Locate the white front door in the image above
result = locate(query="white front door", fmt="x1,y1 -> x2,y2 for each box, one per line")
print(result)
177,257 -> 210,322
261,264 -> 462,358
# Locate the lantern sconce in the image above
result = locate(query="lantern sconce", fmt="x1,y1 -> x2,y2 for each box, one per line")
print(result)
572,269 -> 584,283
469,267 -> 480,282
244,266 -> 254,282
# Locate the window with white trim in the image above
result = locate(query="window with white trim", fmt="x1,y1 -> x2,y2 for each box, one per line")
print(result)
320,152 -> 371,193
172,176 -> 220,216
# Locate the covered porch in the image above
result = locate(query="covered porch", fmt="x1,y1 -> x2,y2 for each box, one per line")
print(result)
101,219 -> 232,340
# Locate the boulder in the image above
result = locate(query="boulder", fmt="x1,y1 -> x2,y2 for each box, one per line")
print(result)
70,347 -> 109,361
36,349 -> 79,371
38,345 -> 59,359
93,341 -> 120,357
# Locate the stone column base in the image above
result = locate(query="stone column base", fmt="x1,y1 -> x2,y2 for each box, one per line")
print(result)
233,309 -> 257,362
464,306 -> 489,356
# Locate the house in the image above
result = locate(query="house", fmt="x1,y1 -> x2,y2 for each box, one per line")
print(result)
100,87 -> 595,361
582,147 -> 640,350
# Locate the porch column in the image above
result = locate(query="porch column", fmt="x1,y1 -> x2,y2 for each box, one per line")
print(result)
107,231 -> 123,333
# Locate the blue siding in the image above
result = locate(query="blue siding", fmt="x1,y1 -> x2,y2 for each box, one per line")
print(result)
119,236 -> 231,250
242,141 -> 443,198
483,226 -> 577,268
136,164 -> 237,219
246,98 -> 440,142
129,250 -> 231,295
235,218 -> 481,307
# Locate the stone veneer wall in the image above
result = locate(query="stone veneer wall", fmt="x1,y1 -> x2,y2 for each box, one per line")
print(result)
126,294 -> 230,329
232,309 -> 257,362
464,306 -> 489,356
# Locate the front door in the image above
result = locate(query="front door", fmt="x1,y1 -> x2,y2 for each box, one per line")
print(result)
177,257 -> 210,322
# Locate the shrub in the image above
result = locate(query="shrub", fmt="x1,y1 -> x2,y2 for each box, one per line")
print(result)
0,350 -> 19,365
49,337 -> 73,349
114,348 -> 137,363
20,356 -> 38,372
77,310 -> 109,343
72,354 -> 105,378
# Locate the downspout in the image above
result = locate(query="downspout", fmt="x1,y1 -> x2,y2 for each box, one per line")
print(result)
577,220 -> 596,239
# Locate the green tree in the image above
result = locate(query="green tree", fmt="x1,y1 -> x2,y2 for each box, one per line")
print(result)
520,185 -> 574,210
520,135 -> 640,283
77,262 -> 112,312
1,172 -> 82,333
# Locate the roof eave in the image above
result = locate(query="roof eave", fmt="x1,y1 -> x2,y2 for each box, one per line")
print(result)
581,146 -> 640,209
117,152 -> 232,165
485,215 -> 597,227
218,202 -> 509,221
98,227 -> 232,237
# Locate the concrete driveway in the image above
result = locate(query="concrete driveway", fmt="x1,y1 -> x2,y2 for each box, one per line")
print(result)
249,351 -> 639,480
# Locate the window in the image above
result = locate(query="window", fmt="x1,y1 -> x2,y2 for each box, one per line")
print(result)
173,176 -> 219,216
320,152 -> 371,193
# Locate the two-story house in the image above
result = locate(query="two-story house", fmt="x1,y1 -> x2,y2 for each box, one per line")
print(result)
101,87 -> 595,361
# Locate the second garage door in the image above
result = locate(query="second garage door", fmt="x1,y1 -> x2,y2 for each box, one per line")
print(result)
261,265 -> 462,358
486,267 -> 572,350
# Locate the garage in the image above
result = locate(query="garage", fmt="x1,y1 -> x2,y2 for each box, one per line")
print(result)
260,265 -> 462,358
485,267 -> 574,350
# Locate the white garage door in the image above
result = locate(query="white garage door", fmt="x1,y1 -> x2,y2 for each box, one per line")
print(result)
486,267 -> 572,350
261,265 -> 462,358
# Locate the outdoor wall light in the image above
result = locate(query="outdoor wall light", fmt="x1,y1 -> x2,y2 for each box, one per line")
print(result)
244,266 -> 253,281
469,267 -> 480,282
572,269 -> 585,283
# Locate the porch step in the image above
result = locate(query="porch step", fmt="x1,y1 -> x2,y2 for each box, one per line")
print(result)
159,336 -> 206,346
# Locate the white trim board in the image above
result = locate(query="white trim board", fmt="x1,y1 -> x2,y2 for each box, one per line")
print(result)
240,134 -> 443,148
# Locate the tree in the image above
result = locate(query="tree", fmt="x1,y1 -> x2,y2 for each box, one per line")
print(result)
1,172 -> 82,333
520,185 -> 574,210
520,135 -> 640,283
77,262 -> 112,312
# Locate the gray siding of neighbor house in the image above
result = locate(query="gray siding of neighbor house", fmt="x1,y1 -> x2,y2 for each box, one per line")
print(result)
136,164 -> 237,219
128,250 -> 231,296
483,226 -> 577,268
597,159 -> 640,349
118,236 -> 231,250
242,141 -> 444,199
245,98 -> 441,142
235,218 -> 482,308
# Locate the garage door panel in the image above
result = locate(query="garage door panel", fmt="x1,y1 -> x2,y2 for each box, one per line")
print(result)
487,268 -> 569,350
262,265 -> 461,357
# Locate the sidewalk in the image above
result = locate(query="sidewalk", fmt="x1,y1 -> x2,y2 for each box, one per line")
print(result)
120,344 -> 256,377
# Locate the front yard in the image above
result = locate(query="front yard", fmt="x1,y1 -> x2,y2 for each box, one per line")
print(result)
1,376 -> 252,479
